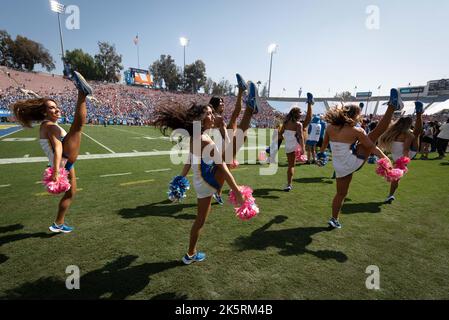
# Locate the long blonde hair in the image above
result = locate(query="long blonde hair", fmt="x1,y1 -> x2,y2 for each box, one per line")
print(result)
10,98 -> 56,128
379,117 -> 413,151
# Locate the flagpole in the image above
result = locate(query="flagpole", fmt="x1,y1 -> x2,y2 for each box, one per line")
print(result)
134,34 -> 140,69
137,43 -> 140,69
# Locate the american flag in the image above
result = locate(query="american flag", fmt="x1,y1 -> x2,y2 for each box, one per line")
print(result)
133,34 -> 139,46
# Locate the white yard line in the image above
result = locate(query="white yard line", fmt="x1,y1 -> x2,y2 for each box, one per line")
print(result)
0,146 -> 279,165
82,132 -> 116,154
0,128 -> 23,139
0,184 -> 11,188
145,168 -> 172,173
100,172 -> 132,178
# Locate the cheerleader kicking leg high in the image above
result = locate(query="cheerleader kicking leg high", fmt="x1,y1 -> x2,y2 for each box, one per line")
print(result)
11,71 -> 93,233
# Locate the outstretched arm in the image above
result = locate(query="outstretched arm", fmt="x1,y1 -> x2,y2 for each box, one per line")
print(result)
180,164 -> 191,177
296,122 -> 305,151
320,129 -> 330,153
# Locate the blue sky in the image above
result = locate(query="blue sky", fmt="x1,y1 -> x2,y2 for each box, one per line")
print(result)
1,0 -> 448,97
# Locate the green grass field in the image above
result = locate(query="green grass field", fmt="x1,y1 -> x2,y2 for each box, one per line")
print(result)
0,125 -> 448,300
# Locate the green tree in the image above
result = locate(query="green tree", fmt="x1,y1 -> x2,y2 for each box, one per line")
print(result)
5,35 -> 55,72
335,91 -> 354,101
184,60 -> 207,93
65,49 -> 100,80
0,30 -> 14,67
212,79 -> 234,96
203,77 -> 214,95
150,55 -> 182,91
94,42 -> 123,83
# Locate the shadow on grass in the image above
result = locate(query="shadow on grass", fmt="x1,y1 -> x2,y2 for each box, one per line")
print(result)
0,224 -> 24,234
150,292 -> 188,300
293,177 -> 334,185
440,162 -> 449,166
252,188 -> 283,199
118,200 -> 196,220
0,232 -> 57,247
234,216 -> 347,263
341,202 -> 384,215
1,255 -> 183,300
0,254 -> 8,264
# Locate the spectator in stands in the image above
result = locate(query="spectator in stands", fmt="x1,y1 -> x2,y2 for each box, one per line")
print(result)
436,118 -> 449,159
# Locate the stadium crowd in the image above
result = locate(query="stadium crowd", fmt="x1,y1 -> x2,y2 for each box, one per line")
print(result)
0,67 -> 280,127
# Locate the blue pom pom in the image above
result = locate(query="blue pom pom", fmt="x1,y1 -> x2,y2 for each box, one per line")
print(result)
168,176 -> 190,203
266,147 -> 271,155
316,152 -> 329,167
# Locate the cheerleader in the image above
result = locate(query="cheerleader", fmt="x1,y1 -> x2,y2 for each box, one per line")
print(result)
281,93 -> 314,192
155,81 -> 259,265
379,101 -> 423,203
11,72 -> 93,233
208,74 -> 247,205
319,89 -> 403,229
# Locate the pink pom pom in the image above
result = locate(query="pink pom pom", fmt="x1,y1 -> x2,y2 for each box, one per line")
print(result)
229,186 -> 255,206
235,201 -> 259,221
386,168 -> 404,182
295,145 -> 307,162
42,167 -> 71,195
376,158 -> 392,178
395,156 -> 411,171
229,159 -> 240,169
258,151 -> 267,162
229,186 -> 259,221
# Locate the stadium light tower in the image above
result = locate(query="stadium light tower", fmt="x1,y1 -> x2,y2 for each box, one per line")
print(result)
180,37 -> 189,89
50,0 -> 66,62
267,43 -> 278,98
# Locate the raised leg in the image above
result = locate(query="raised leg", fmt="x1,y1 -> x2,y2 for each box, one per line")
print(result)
228,88 -> 244,132
62,91 -> 87,163
367,104 -> 395,143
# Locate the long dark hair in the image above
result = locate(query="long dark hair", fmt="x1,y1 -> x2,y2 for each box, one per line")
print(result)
154,100 -> 209,136
10,98 -> 57,128
209,96 -> 223,113
284,107 -> 302,124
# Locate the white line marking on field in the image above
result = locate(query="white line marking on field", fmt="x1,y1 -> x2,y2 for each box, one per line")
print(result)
0,128 -> 23,139
153,149 -> 159,152
82,132 -> 116,154
108,127 -> 147,136
145,168 -> 172,173
0,184 -> 11,188
85,152 -> 90,155
24,154 -> 29,158
100,172 -> 132,178
133,150 -> 139,153
120,179 -> 154,187
0,146 -> 275,165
